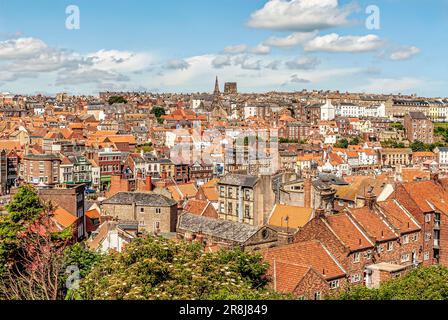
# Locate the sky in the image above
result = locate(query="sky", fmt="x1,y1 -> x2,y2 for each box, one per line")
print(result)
0,0 -> 447,96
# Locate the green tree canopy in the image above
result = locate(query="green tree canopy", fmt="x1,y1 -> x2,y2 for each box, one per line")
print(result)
75,237 -> 283,300
334,139 -> 349,149
151,106 -> 166,123
334,266 -> 448,300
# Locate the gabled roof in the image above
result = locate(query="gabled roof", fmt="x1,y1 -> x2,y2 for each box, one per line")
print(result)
325,213 -> 375,251
177,213 -> 259,243
378,199 -> 421,234
219,174 -> 259,188
102,192 -> 177,207
349,207 -> 398,242
263,240 -> 346,281
268,204 -> 313,229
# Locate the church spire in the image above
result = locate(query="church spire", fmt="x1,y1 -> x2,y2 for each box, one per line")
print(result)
213,76 -> 220,95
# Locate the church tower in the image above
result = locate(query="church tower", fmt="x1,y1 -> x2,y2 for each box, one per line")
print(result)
213,76 -> 220,95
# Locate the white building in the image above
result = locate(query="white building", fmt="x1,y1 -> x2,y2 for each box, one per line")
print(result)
320,100 -> 336,121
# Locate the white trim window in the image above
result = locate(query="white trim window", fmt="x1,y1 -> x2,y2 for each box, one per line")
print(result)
351,274 -> 362,283
329,280 -> 340,289
353,252 -> 361,263
403,234 -> 410,244
401,253 -> 411,263
387,241 -> 394,251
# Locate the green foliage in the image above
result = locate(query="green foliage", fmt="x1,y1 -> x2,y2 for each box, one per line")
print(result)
6,185 -> 43,223
63,243 -> 101,279
381,139 -> 406,149
334,266 -> 448,300
136,142 -> 153,154
391,122 -> 404,131
108,96 -> 127,105
75,237 -> 282,300
434,125 -> 448,144
349,136 -> 360,145
279,138 -> 299,144
0,186 -> 43,274
334,139 -> 349,149
409,140 -> 447,152
151,106 -> 166,123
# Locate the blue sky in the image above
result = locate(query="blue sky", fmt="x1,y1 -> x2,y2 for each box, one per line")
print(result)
0,0 -> 447,96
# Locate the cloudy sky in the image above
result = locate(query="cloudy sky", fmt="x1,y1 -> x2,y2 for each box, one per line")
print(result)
0,0 -> 447,96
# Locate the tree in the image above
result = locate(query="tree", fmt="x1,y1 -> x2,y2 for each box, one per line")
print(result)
410,140 -> 427,152
151,106 -> 166,124
74,237 -> 283,300
334,139 -> 349,149
108,96 -> 127,105
0,185 -> 44,274
349,137 -> 360,146
334,266 -> 448,300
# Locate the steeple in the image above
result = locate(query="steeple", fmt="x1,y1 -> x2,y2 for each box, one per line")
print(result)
213,76 -> 220,95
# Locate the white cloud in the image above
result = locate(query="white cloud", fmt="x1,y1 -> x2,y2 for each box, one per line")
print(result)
0,37 -> 48,60
389,46 -> 421,61
212,55 -> 232,69
264,31 -> 318,48
355,77 -> 423,94
86,49 -> 152,73
304,33 -> 383,53
285,56 -> 320,70
223,44 -> 249,54
248,0 -> 356,31
223,43 -> 270,55
165,59 -> 191,70
250,44 -> 271,55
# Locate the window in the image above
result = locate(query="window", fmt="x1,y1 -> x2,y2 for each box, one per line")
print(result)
156,208 -> 161,214
403,235 -> 410,244
351,274 -> 361,283
330,280 -> 340,289
140,208 -> 145,213
228,203 -> 233,215
365,250 -> 372,260
219,186 -> 225,197
228,188 -> 234,199
220,202 -> 225,214
353,252 -> 360,263
424,252 -> 430,261
139,220 -> 146,227
401,253 -> 410,263
413,233 -> 419,242
245,189 -> 251,201
425,214 -> 431,223
314,292 -> 322,301
244,205 -> 250,219
153,221 -> 160,231
387,241 -> 394,252
425,232 -> 432,242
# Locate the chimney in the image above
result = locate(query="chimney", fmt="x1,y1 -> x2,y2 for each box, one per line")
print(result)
136,170 -> 143,179
304,178 -> 312,208
366,187 -> 377,211
315,207 -> 325,219
431,172 -> 440,184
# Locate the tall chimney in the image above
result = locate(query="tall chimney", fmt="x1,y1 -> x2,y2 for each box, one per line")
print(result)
304,178 -> 312,208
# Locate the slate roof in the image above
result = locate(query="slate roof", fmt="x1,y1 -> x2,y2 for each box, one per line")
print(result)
178,213 -> 259,243
102,192 -> 177,207
218,174 -> 259,188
